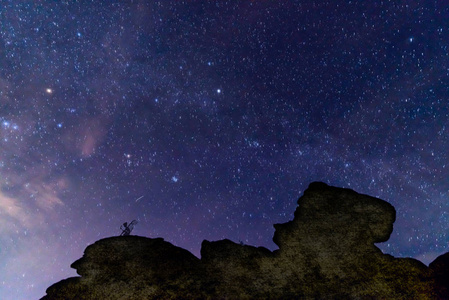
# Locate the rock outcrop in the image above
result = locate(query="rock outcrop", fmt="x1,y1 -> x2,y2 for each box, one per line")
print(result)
430,252 -> 449,299
42,237 -> 205,299
42,182 -> 444,299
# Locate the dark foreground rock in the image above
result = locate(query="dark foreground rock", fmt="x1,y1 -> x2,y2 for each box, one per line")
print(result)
43,237 -> 205,299
42,182 -> 446,299
430,252 -> 449,299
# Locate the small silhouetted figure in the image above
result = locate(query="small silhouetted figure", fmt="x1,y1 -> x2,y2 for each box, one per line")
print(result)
120,220 -> 138,236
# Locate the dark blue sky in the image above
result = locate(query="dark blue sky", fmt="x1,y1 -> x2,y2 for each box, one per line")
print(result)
1,1 -> 449,299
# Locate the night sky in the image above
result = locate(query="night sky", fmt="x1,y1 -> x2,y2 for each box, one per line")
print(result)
1,1 -> 449,299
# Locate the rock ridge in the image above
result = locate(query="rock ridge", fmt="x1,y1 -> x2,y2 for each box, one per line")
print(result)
41,182 -> 448,299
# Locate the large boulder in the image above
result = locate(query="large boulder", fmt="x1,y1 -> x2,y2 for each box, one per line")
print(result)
41,236 -> 203,299
271,182 -> 434,298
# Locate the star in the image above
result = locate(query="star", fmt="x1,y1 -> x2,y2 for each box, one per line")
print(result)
1,2 -> 448,299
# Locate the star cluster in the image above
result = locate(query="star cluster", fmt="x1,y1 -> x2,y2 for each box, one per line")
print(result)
1,2 -> 449,299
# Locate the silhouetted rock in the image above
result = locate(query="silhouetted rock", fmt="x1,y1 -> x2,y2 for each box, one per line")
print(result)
271,182 -> 435,298
42,182 -> 445,299
42,236 -> 204,299
430,252 -> 449,299
200,239 -> 275,298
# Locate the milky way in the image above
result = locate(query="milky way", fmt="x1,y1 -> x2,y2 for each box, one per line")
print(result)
1,2 -> 449,299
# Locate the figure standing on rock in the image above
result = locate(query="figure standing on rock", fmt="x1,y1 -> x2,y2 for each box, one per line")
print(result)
120,220 -> 138,236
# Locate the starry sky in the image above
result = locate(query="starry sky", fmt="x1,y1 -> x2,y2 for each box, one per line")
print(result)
1,1 -> 449,299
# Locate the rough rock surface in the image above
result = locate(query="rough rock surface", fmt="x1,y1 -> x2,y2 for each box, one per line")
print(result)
42,237 -> 204,299
42,182 -> 443,299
